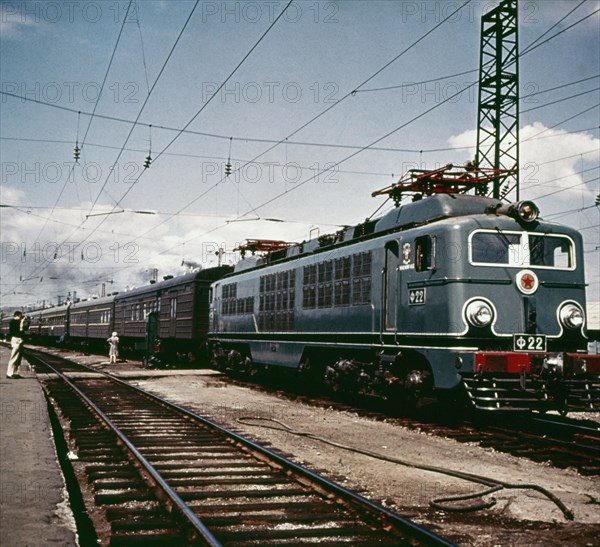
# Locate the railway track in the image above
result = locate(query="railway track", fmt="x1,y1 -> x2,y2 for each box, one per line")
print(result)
27,349 -> 453,546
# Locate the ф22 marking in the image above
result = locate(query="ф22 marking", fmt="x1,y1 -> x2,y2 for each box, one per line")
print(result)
513,334 -> 547,352
408,288 -> 426,306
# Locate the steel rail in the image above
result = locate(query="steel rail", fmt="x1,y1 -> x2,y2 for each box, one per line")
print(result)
96,372 -> 455,545
28,353 -> 221,546
30,349 -> 455,546
531,414 -> 600,434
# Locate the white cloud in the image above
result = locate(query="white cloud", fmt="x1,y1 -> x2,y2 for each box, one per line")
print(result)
0,185 -> 27,205
0,17 -> 36,40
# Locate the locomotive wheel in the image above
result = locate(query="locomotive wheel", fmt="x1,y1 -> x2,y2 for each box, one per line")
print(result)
400,367 -> 433,409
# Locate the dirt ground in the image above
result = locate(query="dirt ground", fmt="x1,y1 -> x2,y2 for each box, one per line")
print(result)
127,371 -> 599,546
34,348 -> 600,546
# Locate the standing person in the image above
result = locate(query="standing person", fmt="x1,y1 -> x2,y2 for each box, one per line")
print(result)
107,332 -> 119,364
7,311 -> 26,378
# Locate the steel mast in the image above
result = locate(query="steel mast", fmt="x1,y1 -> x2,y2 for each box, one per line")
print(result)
475,0 -> 519,200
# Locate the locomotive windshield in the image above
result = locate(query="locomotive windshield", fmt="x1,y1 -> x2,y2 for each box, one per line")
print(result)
469,230 -> 574,269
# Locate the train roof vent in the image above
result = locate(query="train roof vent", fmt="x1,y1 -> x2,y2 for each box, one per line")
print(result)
163,275 -> 174,280
353,219 -> 377,239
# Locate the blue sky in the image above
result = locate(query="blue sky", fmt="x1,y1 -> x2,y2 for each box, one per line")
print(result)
1,0 -> 598,308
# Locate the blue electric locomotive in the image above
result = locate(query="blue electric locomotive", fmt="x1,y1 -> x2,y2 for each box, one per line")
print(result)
208,167 -> 599,412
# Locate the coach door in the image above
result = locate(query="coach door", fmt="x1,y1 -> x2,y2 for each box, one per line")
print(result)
168,295 -> 177,338
383,241 -> 400,331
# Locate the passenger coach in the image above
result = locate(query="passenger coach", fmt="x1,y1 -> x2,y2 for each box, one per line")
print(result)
114,267 -> 232,363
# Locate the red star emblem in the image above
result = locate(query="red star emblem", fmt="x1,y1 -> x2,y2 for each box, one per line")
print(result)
521,273 -> 535,290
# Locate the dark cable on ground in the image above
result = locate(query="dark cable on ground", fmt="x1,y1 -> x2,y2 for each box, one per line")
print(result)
236,416 -> 574,520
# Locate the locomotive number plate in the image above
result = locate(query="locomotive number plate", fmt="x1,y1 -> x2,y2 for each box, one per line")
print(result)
513,334 -> 547,352
408,288 -> 426,306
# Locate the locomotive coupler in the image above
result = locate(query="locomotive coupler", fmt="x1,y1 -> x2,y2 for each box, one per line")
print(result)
543,353 -> 565,375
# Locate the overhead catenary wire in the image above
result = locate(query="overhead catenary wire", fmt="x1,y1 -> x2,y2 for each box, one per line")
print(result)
2,74 -> 597,156
2,125 -> 597,160
3,0 -> 599,299
9,0 -> 203,286
521,0 -> 587,55
1,1 -> 134,289
118,80 -> 482,268
10,0 -> 294,288
29,0 -> 134,248
88,0 -> 202,214
90,0 -> 295,220
60,0 -> 476,247
109,94 -> 599,272
521,86 -> 600,114
521,74 -> 599,99
122,0 -> 485,244
531,176 -> 600,201
522,103 -> 600,142
135,12 -> 151,97
521,5 -> 600,57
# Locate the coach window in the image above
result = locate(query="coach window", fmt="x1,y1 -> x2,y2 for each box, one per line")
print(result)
170,298 -> 177,318
415,235 -> 436,272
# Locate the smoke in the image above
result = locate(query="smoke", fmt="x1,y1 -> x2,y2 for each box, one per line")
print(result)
181,260 -> 203,272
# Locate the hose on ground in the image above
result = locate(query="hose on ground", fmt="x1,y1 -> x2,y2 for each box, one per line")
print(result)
237,416 -> 574,520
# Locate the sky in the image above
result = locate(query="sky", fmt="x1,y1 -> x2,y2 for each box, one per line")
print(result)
0,0 -> 599,310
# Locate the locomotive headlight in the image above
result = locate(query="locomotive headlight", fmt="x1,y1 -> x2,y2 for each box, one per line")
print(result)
559,303 -> 585,329
508,200 -> 539,223
465,300 -> 494,327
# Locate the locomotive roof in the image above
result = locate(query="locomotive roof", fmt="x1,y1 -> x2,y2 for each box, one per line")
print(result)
373,193 -> 503,233
225,193 -> 580,275
239,194 -> 509,265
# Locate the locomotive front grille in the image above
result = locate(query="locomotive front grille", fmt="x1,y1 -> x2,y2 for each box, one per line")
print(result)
462,351 -> 600,412
463,375 -> 600,412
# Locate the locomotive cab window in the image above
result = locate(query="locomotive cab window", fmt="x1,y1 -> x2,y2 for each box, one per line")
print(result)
529,235 -> 573,269
471,232 -> 521,265
470,230 -> 575,270
415,235 -> 436,272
